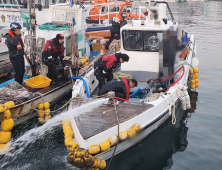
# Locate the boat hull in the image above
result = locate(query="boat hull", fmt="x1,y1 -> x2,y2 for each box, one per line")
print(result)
0,82 -> 72,125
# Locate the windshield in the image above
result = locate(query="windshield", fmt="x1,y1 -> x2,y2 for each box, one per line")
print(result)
122,5 -> 132,13
109,6 -> 119,12
122,30 -> 162,52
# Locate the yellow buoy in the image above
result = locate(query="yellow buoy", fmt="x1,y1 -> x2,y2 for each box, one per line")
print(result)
88,145 -> 100,155
194,73 -> 199,79
45,109 -> 51,116
119,131 -> 128,141
1,118 -> 14,132
74,157 -> 85,169
4,101 -> 15,110
194,67 -> 199,73
43,102 -> 50,109
189,68 -> 193,75
0,144 -> 11,153
99,141 -> 111,152
92,158 -> 101,168
0,104 -> 7,113
65,131 -> 74,139
108,136 -> 118,146
191,84 -> 196,89
67,141 -> 78,152
65,137 -> 73,147
38,117 -> 44,123
75,148 -> 87,158
132,123 -> 141,132
63,128 -> 72,135
98,160 -> 106,169
195,78 -> 199,83
38,103 -> 44,110
84,155 -> 95,167
127,128 -> 136,138
38,110 -> 44,118
67,152 -> 75,165
3,110 -> 11,119
190,79 -> 195,85
0,131 -> 11,144
45,115 -> 52,122
195,83 -> 199,88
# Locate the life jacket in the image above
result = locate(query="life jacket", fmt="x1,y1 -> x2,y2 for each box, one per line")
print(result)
113,77 -> 130,101
102,54 -> 117,69
7,29 -> 24,50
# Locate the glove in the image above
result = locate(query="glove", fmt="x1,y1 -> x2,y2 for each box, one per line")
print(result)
64,66 -> 68,70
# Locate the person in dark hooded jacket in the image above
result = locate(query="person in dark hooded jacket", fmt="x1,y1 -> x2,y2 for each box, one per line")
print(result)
98,78 -> 137,100
105,14 -> 127,49
42,34 -> 66,86
94,53 -> 129,89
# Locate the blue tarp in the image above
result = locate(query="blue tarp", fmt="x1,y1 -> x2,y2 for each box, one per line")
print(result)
86,26 -> 111,32
183,32 -> 188,46
0,75 -> 32,88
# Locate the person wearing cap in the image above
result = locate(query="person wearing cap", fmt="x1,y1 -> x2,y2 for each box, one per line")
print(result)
105,13 -> 127,50
42,34 -> 66,86
94,53 -> 129,89
5,22 -> 25,85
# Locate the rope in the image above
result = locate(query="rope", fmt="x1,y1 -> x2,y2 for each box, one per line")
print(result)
162,93 -> 176,125
106,99 -> 120,170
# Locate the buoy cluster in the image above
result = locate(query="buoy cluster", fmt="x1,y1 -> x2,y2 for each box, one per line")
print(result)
176,84 -> 191,110
78,56 -> 89,67
62,119 -> 106,170
0,101 -> 15,153
38,102 -> 51,123
88,123 -> 141,155
189,92 -> 198,113
190,67 -> 199,89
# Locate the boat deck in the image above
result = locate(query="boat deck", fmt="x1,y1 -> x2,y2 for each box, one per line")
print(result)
71,100 -> 154,139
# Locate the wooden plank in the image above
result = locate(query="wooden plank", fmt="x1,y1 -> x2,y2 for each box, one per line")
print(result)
73,101 -> 154,139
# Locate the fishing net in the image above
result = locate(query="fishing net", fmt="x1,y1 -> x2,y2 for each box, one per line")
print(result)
38,23 -> 70,31
19,10 -> 30,30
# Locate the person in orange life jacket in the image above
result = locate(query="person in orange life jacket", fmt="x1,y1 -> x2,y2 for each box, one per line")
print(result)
5,22 -> 25,85
94,53 -> 129,89
42,34 -> 66,86
105,13 -> 127,50
98,78 -> 138,100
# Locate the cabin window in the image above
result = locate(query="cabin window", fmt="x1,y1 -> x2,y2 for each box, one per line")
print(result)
122,5 -> 132,13
143,31 -> 162,52
122,30 -> 143,51
109,6 -> 119,12
122,30 -> 162,52
101,6 -> 105,13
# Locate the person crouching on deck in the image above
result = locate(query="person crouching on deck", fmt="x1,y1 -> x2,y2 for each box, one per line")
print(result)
5,22 -> 25,85
94,53 -> 129,89
98,78 -> 138,100
42,34 -> 66,86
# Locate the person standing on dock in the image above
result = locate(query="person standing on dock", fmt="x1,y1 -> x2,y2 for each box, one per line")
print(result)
94,53 -> 129,89
98,78 -> 138,100
5,22 -> 25,85
105,13 -> 127,50
42,34 -> 66,86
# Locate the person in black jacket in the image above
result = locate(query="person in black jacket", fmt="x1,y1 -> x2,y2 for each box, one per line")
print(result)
98,78 -> 138,100
105,13 -> 127,49
94,53 -> 129,89
5,22 -> 25,85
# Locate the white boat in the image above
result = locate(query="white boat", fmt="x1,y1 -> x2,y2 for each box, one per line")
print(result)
64,0 -> 199,167
0,2 -> 117,125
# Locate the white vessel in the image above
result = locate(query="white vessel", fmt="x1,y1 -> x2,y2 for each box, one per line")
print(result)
63,0 -> 199,168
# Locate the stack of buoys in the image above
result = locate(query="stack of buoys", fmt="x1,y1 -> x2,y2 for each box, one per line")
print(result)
88,123 -> 141,155
189,92 -> 198,113
78,56 -> 89,67
63,119 -> 106,170
38,102 -> 51,123
190,67 -> 199,89
0,101 -> 15,154
176,84 -> 191,110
